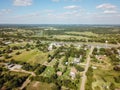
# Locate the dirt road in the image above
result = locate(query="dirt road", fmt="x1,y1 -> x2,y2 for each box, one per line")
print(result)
10,69 -> 36,90
80,46 -> 94,90
19,77 -> 31,90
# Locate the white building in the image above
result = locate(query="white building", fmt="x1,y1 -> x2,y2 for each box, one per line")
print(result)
73,55 -> 82,64
48,42 -> 64,51
117,49 -> 120,56
4,41 -> 11,45
70,72 -> 76,79
74,58 -> 80,64
70,67 -> 77,79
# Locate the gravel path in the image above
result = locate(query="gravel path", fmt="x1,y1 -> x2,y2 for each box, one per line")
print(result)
80,46 -> 94,90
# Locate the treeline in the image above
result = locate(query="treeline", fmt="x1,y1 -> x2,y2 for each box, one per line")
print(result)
44,27 -> 120,35
22,63 -> 47,75
22,63 -> 40,71
31,76 -> 77,90
29,36 -> 117,44
0,71 -> 28,90
86,67 -> 93,90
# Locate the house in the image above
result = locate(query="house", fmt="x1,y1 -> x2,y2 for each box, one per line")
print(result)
10,64 -> 22,70
57,71 -> 62,76
70,72 -> 76,79
95,55 -> 106,61
48,42 -> 64,51
117,49 -> 120,56
70,67 -> 77,79
74,58 -> 80,64
96,46 -> 101,53
92,66 -> 97,69
4,41 -> 11,45
65,62 -> 68,65
7,64 -> 15,69
79,55 -> 82,59
48,44 -> 53,51
73,55 -> 82,64
84,47 -> 87,50
5,63 -> 22,70
74,44 -> 81,48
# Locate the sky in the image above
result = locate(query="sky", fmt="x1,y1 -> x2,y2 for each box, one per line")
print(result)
0,0 -> 120,24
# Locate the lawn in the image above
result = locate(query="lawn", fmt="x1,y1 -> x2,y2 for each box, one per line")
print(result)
41,66 -> 55,77
58,56 -> 66,70
48,59 -> 57,66
60,68 -> 70,80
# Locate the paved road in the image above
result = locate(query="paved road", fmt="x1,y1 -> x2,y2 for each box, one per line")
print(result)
49,41 -> 119,48
80,46 -> 94,90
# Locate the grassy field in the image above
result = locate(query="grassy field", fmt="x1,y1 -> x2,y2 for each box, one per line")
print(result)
12,49 -> 39,62
11,49 -> 49,65
26,81 -> 56,90
92,69 -> 120,90
91,55 -> 120,90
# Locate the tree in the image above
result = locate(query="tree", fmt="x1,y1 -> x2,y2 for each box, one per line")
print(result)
114,76 -> 120,83
26,43 -> 31,48
4,54 -> 12,59
109,83 -> 115,90
75,65 -> 84,72
35,65 -> 46,75
15,51 -> 21,55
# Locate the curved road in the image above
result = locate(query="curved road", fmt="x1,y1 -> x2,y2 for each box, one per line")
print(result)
80,46 -> 94,90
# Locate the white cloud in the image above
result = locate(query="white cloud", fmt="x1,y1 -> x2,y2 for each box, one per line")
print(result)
64,5 -> 80,10
51,0 -> 60,2
13,0 -> 32,6
96,3 -> 117,10
103,10 -> 117,14
14,12 -> 39,18
63,11 -> 78,15
52,0 -> 80,2
1,9 -> 12,13
44,9 -> 55,13
64,0 -> 80,1
0,9 -> 12,16
71,0 -> 80,1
